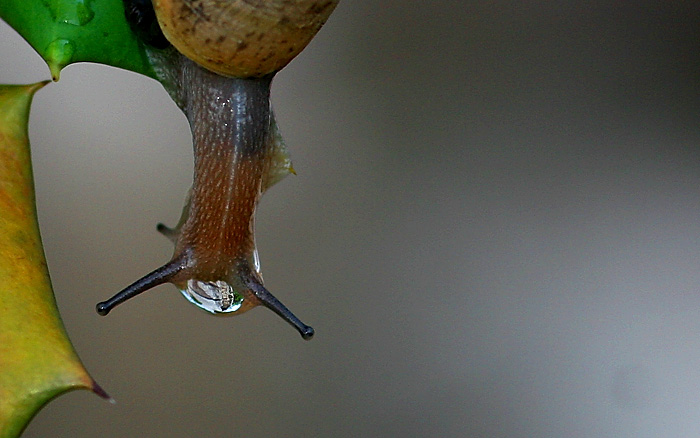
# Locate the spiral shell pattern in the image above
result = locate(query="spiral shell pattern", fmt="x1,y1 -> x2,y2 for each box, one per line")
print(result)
153,0 -> 339,77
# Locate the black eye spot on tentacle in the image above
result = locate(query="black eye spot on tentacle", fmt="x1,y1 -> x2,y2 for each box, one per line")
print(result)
123,0 -> 170,49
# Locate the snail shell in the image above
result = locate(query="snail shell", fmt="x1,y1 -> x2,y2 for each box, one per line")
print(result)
152,0 -> 339,77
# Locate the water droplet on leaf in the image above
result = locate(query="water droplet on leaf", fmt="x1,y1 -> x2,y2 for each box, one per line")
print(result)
41,0 -> 95,26
45,39 -> 75,81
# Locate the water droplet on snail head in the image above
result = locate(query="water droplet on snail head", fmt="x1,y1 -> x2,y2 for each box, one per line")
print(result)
180,279 -> 244,313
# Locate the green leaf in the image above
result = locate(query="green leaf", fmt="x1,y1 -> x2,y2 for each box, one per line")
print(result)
0,0 -> 155,80
0,82 -> 110,438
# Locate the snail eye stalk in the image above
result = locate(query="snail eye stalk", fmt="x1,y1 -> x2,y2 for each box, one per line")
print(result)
244,275 -> 315,340
96,256 -> 187,315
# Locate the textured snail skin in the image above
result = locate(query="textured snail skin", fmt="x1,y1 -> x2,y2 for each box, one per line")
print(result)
97,57 -> 313,339
172,60 -> 273,276
152,0 -> 339,77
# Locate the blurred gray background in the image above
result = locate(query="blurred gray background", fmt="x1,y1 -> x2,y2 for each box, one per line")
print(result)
3,1 -> 700,437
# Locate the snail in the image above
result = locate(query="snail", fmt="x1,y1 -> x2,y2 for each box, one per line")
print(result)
96,0 -> 338,339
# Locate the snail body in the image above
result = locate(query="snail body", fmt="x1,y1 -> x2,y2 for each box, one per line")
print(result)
96,0 -> 337,339
98,58 -> 312,338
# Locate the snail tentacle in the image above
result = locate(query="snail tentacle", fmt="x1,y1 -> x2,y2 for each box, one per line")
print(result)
244,273 -> 315,340
96,253 -> 190,315
156,222 -> 178,242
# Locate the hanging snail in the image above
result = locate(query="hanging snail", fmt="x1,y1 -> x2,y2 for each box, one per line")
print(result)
96,0 -> 338,339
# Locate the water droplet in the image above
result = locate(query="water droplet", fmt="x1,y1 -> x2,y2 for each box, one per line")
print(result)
180,279 -> 244,314
41,0 -> 95,26
45,39 -> 75,81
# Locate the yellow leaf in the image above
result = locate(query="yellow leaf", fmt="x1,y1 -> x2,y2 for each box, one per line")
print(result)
0,82 -> 109,438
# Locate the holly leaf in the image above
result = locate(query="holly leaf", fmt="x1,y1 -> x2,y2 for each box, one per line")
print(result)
0,0 -> 155,80
0,82 -> 110,438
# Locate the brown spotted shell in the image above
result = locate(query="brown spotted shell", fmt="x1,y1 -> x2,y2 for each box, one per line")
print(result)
152,0 -> 339,78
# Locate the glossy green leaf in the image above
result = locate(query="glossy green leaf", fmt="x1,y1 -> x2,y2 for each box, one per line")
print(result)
0,82 -> 110,438
0,0 -> 155,80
